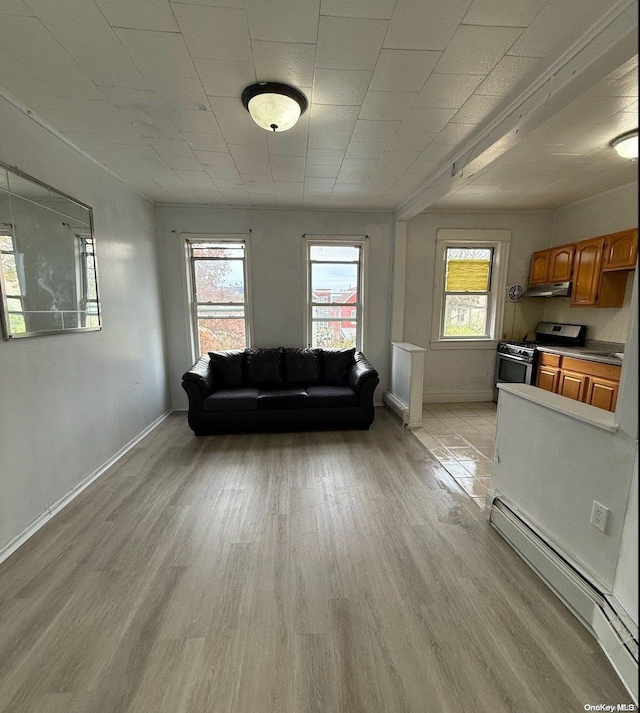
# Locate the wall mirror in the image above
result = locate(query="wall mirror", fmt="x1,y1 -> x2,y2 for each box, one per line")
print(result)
0,162 -> 100,339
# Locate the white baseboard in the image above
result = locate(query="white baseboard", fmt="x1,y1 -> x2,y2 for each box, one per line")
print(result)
490,498 -> 638,703
423,390 -> 495,403
0,409 -> 173,567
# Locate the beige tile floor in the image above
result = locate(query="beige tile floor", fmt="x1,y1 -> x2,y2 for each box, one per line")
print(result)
410,401 -> 497,509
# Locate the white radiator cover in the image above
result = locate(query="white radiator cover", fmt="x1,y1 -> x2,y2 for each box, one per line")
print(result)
383,342 -> 426,428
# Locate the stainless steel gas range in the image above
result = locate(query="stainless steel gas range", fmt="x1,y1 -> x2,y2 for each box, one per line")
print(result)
495,322 -> 587,395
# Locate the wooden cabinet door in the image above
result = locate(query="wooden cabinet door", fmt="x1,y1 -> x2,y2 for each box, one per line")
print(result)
558,370 -> 588,402
548,244 -> 574,282
603,229 -> 638,271
536,366 -> 560,393
529,250 -> 550,285
586,377 -> 619,412
571,237 -> 604,306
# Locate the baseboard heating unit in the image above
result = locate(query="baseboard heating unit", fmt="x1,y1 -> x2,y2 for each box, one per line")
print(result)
490,498 -> 638,703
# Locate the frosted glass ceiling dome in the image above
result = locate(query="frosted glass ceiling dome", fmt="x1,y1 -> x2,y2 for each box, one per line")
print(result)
610,129 -> 638,159
241,82 -> 308,133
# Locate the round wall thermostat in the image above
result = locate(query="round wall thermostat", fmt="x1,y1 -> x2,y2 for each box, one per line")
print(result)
507,284 -> 524,302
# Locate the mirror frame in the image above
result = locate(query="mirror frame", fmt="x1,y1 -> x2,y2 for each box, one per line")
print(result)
0,161 -> 101,340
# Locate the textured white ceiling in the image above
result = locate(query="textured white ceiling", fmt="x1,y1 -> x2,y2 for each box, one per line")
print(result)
0,0 -> 635,211
429,59 -> 638,210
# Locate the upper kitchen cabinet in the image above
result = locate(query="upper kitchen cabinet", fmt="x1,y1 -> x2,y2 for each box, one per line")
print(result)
602,228 -> 638,271
527,228 -> 636,308
570,237 -> 605,306
529,250 -> 551,285
548,244 -> 575,281
527,244 -> 575,285
570,235 -> 629,308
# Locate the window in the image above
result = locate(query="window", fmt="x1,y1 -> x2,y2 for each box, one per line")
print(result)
306,239 -> 365,350
187,238 -> 249,355
442,246 -> 493,338
0,231 -> 26,335
432,230 -> 510,347
78,232 -> 99,328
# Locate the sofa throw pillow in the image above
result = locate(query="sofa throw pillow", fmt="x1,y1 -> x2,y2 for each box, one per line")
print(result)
283,348 -> 321,385
208,350 -> 245,388
322,348 -> 355,385
245,348 -> 284,387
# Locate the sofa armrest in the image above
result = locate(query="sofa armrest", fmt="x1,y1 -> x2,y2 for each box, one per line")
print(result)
348,352 -> 379,393
182,355 -> 215,399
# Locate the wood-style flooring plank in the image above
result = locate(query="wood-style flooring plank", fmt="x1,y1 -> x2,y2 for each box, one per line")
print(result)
0,409 -> 632,713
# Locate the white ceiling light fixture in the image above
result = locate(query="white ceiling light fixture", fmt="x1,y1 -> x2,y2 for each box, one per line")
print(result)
241,82 -> 308,133
610,129 -> 638,159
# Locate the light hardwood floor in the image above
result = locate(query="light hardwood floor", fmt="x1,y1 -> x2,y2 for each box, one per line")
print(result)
0,409 -> 631,712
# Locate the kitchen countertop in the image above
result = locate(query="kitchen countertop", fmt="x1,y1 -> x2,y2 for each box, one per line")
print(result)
536,342 -> 624,366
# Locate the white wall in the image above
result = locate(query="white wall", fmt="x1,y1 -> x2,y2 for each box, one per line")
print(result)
403,211 -> 552,401
0,98 -> 169,554
614,447 -> 638,625
156,206 -> 394,409
542,182 -> 638,343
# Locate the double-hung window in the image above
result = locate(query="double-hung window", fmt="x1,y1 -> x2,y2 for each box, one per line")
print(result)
187,238 -> 250,355
306,239 -> 365,350
432,230 -> 510,346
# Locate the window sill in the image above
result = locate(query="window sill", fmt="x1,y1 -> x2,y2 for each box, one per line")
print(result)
430,339 -> 498,351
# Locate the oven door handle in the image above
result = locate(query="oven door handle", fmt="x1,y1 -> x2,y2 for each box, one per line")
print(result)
498,353 -> 531,363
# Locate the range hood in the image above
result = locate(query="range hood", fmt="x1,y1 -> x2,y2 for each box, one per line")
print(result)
522,281 -> 571,298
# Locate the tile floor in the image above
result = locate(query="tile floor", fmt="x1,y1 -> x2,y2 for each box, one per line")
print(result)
410,402 -> 497,509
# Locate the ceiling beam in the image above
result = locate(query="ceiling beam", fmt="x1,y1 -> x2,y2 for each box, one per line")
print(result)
395,0 -> 638,221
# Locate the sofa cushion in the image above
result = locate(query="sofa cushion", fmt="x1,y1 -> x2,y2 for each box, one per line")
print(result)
257,388 -> 309,410
203,387 -> 259,412
246,348 -> 284,387
208,350 -> 245,388
283,348 -> 321,385
321,348 -> 355,385
306,385 -> 358,408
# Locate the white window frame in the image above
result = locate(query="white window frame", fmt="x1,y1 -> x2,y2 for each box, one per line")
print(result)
184,233 -> 253,360
303,235 -> 368,351
431,229 -> 510,350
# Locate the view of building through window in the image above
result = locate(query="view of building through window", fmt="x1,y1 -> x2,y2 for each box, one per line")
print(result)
443,247 -> 493,338
308,243 -> 361,349
189,241 -> 247,354
79,234 -> 99,328
0,232 -> 26,334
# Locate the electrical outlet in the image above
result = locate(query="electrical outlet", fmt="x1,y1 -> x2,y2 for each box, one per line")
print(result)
495,449 -> 500,464
414,327 -> 419,336
591,501 -> 609,533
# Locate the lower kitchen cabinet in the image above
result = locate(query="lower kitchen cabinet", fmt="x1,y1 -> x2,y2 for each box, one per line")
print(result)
535,353 -> 621,412
536,353 -> 561,393
558,370 -> 588,402
585,376 -> 619,411
537,365 -> 560,392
